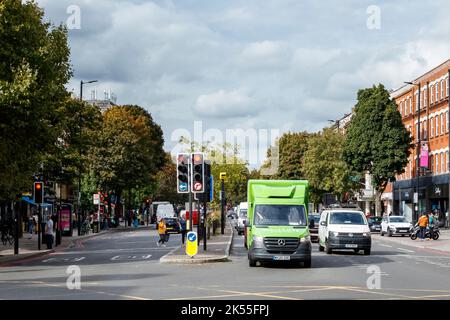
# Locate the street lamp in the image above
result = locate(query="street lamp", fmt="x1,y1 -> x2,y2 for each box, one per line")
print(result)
405,81 -> 421,224
77,80 -> 98,236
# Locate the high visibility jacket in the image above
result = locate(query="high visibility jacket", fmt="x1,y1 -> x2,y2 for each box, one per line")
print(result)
158,222 -> 167,234
418,215 -> 429,227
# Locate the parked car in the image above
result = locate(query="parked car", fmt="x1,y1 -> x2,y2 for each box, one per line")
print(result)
164,217 -> 180,234
318,208 -> 371,255
308,213 -> 321,242
236,202 -> 248,235
368,216 -> 382,232
381,215 -> 412,237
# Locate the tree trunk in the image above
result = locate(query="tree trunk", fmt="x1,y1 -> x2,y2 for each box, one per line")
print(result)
375,190 -> 382,216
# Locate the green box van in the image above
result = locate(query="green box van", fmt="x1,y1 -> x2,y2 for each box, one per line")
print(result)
245,180 -> 312,267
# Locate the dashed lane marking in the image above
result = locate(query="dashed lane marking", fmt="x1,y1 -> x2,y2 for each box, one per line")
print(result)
397,248 -> 415,253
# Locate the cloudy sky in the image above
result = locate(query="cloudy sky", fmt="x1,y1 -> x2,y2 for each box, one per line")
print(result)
36,0 -> 450,167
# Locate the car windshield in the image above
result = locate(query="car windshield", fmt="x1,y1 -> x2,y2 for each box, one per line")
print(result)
254,205 -> 307,226
239,210 -> 247,218
329,212 -> 366,225
369,217 -> 382,223
390,216 -> 406,223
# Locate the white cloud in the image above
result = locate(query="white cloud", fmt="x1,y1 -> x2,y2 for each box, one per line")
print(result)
193,89 -> 257,118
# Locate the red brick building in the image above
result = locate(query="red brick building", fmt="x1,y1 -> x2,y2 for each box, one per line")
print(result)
387,59 -> 450,224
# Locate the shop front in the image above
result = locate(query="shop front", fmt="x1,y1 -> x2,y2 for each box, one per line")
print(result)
427,184 -> 448,226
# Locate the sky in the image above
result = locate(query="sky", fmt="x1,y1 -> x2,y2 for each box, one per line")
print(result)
36,0 -> 450,167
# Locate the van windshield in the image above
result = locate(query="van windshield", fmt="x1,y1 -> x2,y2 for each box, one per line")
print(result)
329,212 -> 366,225
254,205 -> 307,226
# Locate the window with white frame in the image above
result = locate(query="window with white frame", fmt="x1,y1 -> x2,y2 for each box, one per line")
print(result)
409,97 -> 412,114
431,86 -> 434,104
442,113 -> 445,135
436,154 -> 439,174
436,83 -> 439,101
441,80 -> 444,99
431,117 -> 434,138
434,116 -> 439,137
424,89 -> 427,107
447,111 -> 449,133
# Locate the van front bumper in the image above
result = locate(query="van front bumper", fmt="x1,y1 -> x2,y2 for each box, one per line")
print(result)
328,235 -> 371,250
249,242 -> 312,262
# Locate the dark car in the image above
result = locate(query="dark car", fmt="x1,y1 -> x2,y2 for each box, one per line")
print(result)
164,218 -> 180,234
368,216 -> 382,232
308,214 -> 320,242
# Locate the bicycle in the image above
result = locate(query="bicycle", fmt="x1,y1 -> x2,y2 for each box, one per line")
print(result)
1,224 -> 15,246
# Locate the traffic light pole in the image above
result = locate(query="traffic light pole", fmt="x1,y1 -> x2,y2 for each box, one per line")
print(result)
221,179 -> 225,235
188,189 -> 193,232
37,204 -> 41,251
203,196 -> 207,251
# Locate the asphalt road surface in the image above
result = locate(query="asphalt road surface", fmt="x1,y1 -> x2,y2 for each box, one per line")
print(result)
2,227 -> 450,300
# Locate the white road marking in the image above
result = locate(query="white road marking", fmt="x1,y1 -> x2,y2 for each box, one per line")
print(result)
378,244 -> 393,248
397,248 -> 415,253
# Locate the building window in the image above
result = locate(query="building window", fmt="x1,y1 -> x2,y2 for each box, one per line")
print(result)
442,113 -> 445,135
436,83 -> 439,102
443,153 -> 446,173
436,116 -> 439,137
424,89 -> 427,107
431,86 -> 434,104
441,80 -> 445,99
447,77 -> 449,97
409,97 -> 412,114
431,117 -> 434,138
447,111 -> 449,133
415,93 -> 419,111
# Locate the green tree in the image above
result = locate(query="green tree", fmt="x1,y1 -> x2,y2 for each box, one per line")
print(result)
90,105 -> 165,215
303,128 -> 356,205
154,153 -> 187,205
0,0 -> 72,200
342,84 -> 412,214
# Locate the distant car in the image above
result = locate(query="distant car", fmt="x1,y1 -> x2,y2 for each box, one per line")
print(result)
236,202 -> 248,235
368,216 -> 382,232
164,217 -> 180,234
308,213 -> 320,242
381,215 -> 412,237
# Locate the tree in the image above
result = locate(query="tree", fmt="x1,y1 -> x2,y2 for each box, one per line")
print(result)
154,153 -> 187,205
90,105 -> 165,215
303,128 -> 356,205
342,84 -> 413,215
0,0 -> 72,200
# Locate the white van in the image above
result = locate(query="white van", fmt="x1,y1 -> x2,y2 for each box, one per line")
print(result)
156,204 -> 175,223
236,202 -> 248,235
318,208 -> 371,255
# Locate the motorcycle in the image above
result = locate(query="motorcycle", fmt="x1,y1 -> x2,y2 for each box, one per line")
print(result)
410,224 -> 440,240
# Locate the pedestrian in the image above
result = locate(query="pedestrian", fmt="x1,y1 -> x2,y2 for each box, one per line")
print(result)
428,212 -> 435,240
157,218 -> 167,247
179,214 -> 187,245
45,214 -> 54,249
418,212 -> 429,241
27,216 -> 34,239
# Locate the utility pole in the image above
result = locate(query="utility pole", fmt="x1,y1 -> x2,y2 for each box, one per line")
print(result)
220,174 -> 226,235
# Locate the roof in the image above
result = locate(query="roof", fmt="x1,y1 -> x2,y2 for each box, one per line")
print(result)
248,180 -> 309,203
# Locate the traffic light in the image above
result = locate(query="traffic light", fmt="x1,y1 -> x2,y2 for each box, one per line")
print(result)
191,153 -> 205,193
199,161 -> 212,202
33,181 -> 44,204
177,153 -> 190,194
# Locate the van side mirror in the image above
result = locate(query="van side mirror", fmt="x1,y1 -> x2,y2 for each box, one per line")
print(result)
320,221 -> 327,227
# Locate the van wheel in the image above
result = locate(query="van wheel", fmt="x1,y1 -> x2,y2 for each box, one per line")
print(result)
325,241 -> 332,254
303,259 -> 311,268
319,244 -> 324,252
249,257 -> 257,267
364,249 -> 371,255
388,228 -> 393,237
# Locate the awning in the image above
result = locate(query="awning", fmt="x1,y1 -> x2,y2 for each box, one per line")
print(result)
21,196 -> 53,208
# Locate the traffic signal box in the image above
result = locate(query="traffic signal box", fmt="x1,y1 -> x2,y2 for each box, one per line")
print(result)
33,181 -> 44,204
198,162 -> 212,202
177,153 -> 190,193
191,153 -> 205,193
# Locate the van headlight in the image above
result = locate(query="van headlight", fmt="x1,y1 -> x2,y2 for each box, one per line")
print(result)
300,236 -> 311,243
252,236 -> 264,248
332,232 -> 339,237
362,233 -> 370,237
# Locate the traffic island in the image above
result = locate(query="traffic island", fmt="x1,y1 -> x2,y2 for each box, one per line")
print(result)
160,221 -> 234,264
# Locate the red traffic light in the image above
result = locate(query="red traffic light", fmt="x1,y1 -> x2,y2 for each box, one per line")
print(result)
35,183 -> 42,190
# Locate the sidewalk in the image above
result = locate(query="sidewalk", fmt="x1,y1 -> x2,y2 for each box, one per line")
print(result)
160,221 -> 234,264
374,229 -> 450,254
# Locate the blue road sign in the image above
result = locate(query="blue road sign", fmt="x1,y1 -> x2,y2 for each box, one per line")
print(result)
210,175 -> 214,201
188,232 -> 197,242
179,182 -> 188,192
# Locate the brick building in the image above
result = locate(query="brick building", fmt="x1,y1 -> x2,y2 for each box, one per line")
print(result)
386,59 -> 450,225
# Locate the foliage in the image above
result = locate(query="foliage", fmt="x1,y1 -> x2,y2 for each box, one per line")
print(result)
342,84 -> 413,195
0,0 -> 72,200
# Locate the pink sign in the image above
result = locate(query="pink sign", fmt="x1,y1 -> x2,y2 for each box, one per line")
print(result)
420,144 -> 429,168
60,208 -> 71,232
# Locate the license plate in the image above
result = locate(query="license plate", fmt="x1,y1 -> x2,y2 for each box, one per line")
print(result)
399,230 -> 407,232
345,244 -> 358,248
167,227 -> 173,230
273,255 -> 290,261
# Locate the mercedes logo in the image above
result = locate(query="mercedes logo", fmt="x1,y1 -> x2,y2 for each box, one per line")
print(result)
277,239 -> 286,246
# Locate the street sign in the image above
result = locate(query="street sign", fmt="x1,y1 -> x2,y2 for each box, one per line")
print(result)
93,193 -> 100,205
186,231 -> 198,257
413,192 -> 418,204
220,172 -> 227,181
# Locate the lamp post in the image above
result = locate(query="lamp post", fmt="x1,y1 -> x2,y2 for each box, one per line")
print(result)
405,81 -> 421,224
78,80 -> 98,236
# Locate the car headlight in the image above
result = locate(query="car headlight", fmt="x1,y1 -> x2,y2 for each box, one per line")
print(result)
362,233 -> 370,237
252,236 -> 264,248
332,232 -> 339,237
389,225 -> 396,230
300,235 -> 311,243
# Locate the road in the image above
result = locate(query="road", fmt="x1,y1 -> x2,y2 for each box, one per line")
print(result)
2,227 -> 450,300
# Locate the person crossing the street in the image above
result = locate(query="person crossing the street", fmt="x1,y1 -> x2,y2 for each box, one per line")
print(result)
179,214 -> 187,245
157,218 -> 167,247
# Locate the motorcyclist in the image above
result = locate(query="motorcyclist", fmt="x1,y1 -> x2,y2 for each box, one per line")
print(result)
427,212 -> 435,240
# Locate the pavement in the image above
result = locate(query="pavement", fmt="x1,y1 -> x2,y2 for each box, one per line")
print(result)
159,221 -> 234,264
0,222 -> 153,265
